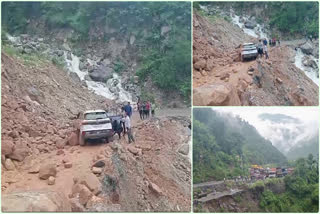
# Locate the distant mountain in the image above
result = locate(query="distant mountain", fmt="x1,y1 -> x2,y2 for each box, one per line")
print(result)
193,108 -> 287,183
259,113 -> 301,124
286,134 -> 319,160
256,113 -> 317,155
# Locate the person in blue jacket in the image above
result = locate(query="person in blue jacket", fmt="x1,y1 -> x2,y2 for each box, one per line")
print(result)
124,102 -> 132,118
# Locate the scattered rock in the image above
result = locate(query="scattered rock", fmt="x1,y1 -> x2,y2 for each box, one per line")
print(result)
28,164 -> 40,174
64,162 -> 73,168
92,167 -> 103,174
149,182 -> 162,196
2,140 -> 15,156
79,185 -> 93,206
76,173 -> 102,195
127,146 -> 141,155
92,160 -> 105,168
68,132 -> 79,146
56,150 -> 64,155
48,176 -> 55,185
8,147 -> 29,162
4,158 -> 15,171
194,59 -> 206,70
69,198 -> 85,212
178,144 -> 189,156
1,190 -> 71,212
39,163 -> 57,179
276,77 -> 283,84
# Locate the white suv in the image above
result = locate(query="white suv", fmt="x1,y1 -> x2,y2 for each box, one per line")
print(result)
78,110 -> 113,146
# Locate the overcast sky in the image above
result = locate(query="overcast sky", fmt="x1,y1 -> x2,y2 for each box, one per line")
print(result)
213,107 -> 319,152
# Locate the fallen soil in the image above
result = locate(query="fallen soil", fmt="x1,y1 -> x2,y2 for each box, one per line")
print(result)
1,52 -> 191,212
193,12 -> 319,106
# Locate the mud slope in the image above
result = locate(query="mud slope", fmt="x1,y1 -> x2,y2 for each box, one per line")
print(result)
1,53 -> 191,211
193,12 -> 318,106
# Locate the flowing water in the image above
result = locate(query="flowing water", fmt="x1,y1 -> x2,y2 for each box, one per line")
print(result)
64,53 -> 133,103
294,48 -> 319,85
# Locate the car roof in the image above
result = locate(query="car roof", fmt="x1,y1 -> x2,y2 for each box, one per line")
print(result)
84,110 -> 106,114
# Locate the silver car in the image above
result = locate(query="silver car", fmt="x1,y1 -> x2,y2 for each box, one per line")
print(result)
240,43 -> 258,61
78,110 -> 113,146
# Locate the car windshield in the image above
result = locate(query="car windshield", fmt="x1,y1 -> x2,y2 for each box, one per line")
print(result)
243,45 -> 256,50
84,112 -> 107,120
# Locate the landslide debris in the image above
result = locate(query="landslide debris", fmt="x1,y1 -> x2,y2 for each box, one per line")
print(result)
193,12 -> 318,106
1,52 -> 191,211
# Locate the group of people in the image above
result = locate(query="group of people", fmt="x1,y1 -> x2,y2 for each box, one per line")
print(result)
137,100 -> 154,120
112,102 -> 135,143
257,38 -> 281,60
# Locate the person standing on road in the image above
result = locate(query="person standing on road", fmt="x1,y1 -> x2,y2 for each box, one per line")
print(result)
257,40 -> 263,58
124,102 -> 132,118
145,101 -> 150,118
264,45 -> 269,59
263,38 -> 268,46
137,101 -> 143,120
124,112 -> 135,143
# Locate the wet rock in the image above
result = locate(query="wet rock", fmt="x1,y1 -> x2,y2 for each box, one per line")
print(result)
39,163 -> 57,179
89,65 -> 113,82
1,190 -> 71,212
244,20 -> 256,29
48,176 -> 55,185
4,158 -> 15,171
300,42 -> 313,55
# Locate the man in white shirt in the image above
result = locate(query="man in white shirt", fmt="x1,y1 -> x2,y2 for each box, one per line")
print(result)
124,112 -> 135,143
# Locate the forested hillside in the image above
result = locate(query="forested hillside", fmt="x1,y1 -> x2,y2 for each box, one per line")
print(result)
195,2 -> 318,38
2,2 -> 191,102
193,109 -> 287,183
287,134 -> 319,161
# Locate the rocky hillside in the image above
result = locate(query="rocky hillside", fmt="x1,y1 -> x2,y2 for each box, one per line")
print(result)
1,51 -> 191,211
193,9 -> 319,106
2,2 -> 191,106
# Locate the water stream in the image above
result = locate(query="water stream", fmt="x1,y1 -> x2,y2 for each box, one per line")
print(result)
64,53 -> 133,103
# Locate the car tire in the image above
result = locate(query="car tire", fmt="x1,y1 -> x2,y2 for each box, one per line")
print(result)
79,135 -> 85,146
105,137 -> 109,144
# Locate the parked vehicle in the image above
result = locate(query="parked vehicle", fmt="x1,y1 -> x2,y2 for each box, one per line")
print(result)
240,43 -> 258,61
78,110 -> 113,146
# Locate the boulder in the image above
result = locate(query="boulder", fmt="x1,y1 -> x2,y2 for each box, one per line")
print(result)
69,198 -> 85,212
194,59 -> 206,70
1,190 -> 71,212
88,65 -> 113,82
39,164 -> 57,180
300,42 -> 313,55
92,160 -> 106,168
28,164 -> 40,174
2,140 -> 14,156
92,167 -> 103,174
8,147 -> 29,162
79,185 -> 93,206
68,132 -> 79,146
193,84 -> 232,106
69,72 -> 81,84
4,158 -> 15,171
178,144 -> 189,156
76,173 -> 102,195
127,146 -> 141,156
149,182 -> 162,195
48,176 -> 55,185
64,162 -> 73,168
244,20 -> 256,29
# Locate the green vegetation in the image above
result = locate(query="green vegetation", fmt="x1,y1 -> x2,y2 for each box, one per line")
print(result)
193,109 -> 287,183
259,154 -> 319,212
113,59 -> 126,74
2,2 -> 191,101
196,2 -> 319,38
2,44 -> 52,68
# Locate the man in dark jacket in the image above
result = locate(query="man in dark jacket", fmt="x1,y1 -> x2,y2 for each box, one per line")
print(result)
124,102 -> 132,118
